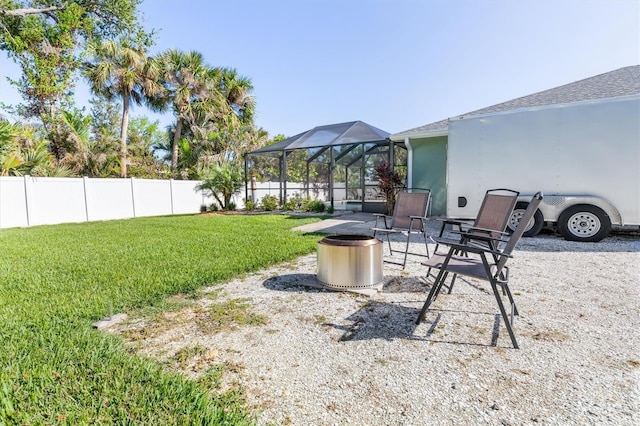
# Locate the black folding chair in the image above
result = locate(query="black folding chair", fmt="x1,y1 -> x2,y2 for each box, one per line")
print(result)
371,189 -> 431,269
417,192 -> 543,349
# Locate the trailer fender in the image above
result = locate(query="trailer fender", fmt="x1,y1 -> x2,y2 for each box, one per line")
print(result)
532,195 -> 623,226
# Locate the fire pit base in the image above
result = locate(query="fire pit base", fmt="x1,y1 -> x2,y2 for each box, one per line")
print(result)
317,234 -> 383,290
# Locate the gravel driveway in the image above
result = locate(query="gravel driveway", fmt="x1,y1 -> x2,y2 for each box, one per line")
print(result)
112,214 -> 640,425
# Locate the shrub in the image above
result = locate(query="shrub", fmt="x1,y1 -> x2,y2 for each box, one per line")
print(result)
283,193 -> 304,211
200,204 -> 207,213
196,162 -> 244,210
299,196 -> 313,212
260,194 -> 279,211
327,205 -> 334,214
282,200 -> 295,211
245,200 -> 255,211
226,201 -> 236,211
307,199 -> 326,213
374,162 -> 403,215
209,203 -> 219,212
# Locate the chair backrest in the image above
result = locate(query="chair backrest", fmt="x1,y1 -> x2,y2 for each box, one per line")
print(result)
472,188 -> 519,239
390,189 -> 431,230
495,192 -> 543,272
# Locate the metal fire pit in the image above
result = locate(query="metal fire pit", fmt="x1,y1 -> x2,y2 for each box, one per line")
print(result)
317,234 -> 383,289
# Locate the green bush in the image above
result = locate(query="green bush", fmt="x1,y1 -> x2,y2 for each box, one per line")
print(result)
282,200 -> 295,211
200,204 -> 207,213
283,193 -> 304,211
260,194 -> 279,211
326,205 -> 334,214
196,162 -> 244,210
209,203 -> 219,212
245,200 -> 255,211
306,199 -> 326,213
299,196 -> 312,212
227,201 -> 236,211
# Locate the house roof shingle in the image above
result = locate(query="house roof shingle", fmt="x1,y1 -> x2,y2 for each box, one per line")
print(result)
391,65 -> 640,140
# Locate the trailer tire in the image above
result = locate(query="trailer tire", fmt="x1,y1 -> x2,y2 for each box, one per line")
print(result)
557,204 -> 611,242
506,202 -> 544,237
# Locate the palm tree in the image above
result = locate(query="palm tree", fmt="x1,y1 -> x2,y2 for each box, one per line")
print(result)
196,161 -> 244,210
216,67 -> 255,126
0,121 -> 73,177
84,40 -> 163,178
155,49 -> 217,173
0,120 -> 22,176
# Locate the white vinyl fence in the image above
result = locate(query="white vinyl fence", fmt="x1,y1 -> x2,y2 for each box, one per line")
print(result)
0,176 -> 215,229
0,176 -> 326,229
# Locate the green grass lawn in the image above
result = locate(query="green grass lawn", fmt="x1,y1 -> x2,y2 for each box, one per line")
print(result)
0,213 -> 322,425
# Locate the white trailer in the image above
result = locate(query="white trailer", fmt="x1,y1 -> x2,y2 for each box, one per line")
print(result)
445,94 -> 640,242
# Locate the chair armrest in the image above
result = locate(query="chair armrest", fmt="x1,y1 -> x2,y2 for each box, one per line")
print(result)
437,218 -> 474,225
430,236 -> 513,259
458,229 -> 509,245
372,213 -> 391,230
408,215 -> 427,231
462,225 -> 509,236
448,227 -> 509,244
454,233 -> 505,250
435,218 -> 473,237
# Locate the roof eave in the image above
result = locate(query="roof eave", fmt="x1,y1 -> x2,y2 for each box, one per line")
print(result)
390,129 -> 449,141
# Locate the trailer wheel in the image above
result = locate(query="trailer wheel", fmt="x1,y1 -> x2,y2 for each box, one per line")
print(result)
557,204 -> 611,242
507,202 -> 544,237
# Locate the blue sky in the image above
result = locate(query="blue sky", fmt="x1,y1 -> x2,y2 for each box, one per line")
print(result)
1,0 -> 638,137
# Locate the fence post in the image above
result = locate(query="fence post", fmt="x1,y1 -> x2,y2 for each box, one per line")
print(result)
82,176 -> 90,222
169,178 -> 174,214
23,174 -> 32,227
130,177 -> 136,218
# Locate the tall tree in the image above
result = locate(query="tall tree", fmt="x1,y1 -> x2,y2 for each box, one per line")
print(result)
0,0 -> 146,153
57,108 -> 91,173
0,119 -> 22,175
126,116 -> 169,178
216,67 -> 255,126
155,49 -> 214,173
0,119 -> 72,176
89,95 -> 121,144
84,39 -> 162,177
155,50 -> 259,175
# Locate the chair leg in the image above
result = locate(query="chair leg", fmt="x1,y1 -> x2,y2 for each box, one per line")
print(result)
447,274 -> 458,294
416,251 -> 454,324
385,233 -> 393,255
373,229 -> 394,256
402,232 -> 411,268
422,232 -> 430,259
501,283 -> 519,316
490,280 -> 519,349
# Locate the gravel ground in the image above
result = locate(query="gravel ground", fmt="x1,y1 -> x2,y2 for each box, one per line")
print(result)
111,214 -> 640,425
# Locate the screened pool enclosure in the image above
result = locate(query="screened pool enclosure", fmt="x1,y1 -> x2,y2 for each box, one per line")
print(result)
244,121 -> 407,213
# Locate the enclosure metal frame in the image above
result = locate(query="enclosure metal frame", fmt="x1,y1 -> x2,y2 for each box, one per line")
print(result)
245,140 -> 406,212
